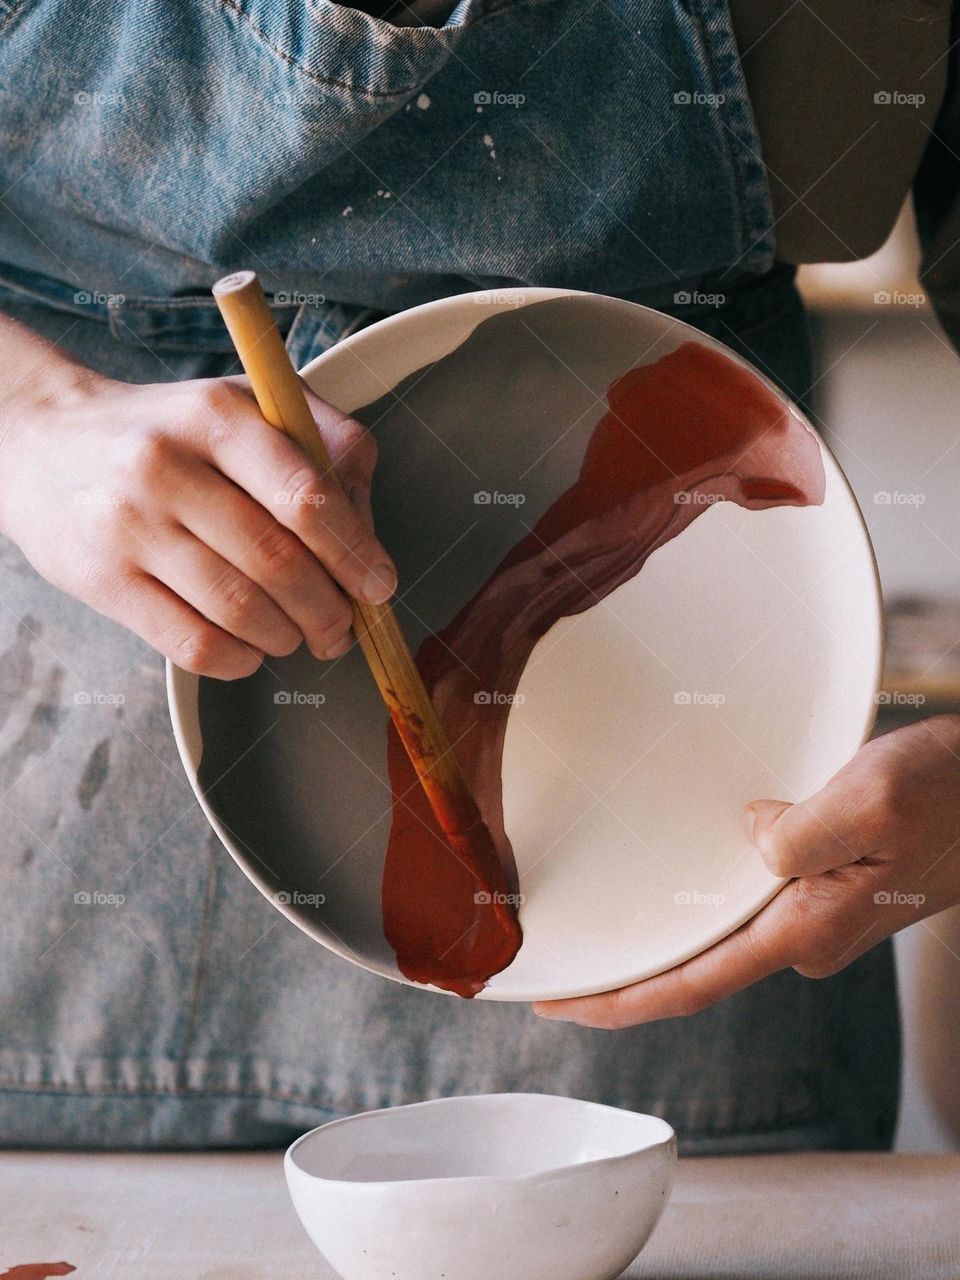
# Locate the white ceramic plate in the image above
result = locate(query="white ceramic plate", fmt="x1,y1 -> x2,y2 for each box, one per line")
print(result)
167,287 -> 882,1001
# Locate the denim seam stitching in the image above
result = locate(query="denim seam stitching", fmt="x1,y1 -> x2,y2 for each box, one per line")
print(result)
694,0 -> 776,273
214,0 -> 527,98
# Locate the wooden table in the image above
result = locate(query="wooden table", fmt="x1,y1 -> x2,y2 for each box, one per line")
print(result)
1,1151 -> 958,1279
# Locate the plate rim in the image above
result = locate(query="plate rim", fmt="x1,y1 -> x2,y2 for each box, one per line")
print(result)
167,285 -> 884,1002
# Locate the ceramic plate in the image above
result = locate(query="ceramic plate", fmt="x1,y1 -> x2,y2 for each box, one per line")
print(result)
167,288 -> 882,1001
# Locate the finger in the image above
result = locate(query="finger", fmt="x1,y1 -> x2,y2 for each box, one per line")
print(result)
223,375 -> 378,513
109,572 -> 263,680
141,525 -> 302,659
170,462 -> 355,660
300,382 -> 379,527
744,784 -> 874,880
195,382 -> 395,603
535,884 -> 803,1029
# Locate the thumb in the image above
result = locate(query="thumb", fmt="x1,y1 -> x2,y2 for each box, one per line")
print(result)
742,799 -> 794,874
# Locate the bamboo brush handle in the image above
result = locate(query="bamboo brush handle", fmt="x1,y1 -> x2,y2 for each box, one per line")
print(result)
212,271 -> 481,837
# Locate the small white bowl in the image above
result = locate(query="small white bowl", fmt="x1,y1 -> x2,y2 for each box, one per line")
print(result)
284,1093 -> 676,1280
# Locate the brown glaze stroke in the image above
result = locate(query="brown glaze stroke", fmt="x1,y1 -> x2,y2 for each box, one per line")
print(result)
382,340 -> 825,996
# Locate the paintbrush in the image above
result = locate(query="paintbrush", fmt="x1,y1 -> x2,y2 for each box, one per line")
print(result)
212,271 -> 520,986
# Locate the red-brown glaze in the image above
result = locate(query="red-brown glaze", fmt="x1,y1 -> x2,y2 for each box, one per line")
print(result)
382,341 -> 825,996
0,1266 -> 76,1279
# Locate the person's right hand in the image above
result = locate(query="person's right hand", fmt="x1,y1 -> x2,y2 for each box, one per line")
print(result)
0,367 -> 397,679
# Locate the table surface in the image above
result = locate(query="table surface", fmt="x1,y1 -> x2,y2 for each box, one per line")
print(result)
1,1151 -> 959,1279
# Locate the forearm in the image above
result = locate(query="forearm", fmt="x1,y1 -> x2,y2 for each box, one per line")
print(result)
0,311 -> 103,534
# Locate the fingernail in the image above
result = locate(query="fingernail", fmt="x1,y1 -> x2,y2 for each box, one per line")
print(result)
361,563 -> 397,604
742,804 -> 758,844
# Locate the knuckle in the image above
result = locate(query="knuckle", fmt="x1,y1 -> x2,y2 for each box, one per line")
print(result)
278,465 -> 327,519
216,570 -> 259,627
311,607 -> 354,650
194,380 -> 244,429
124,430 -> 172,487
255,524 -> 305,577
860,761 -> 910,839
172,627 -> 222,675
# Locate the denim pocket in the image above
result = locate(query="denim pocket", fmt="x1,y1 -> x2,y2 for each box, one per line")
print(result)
106,292 -> 298,354
229,0 -> 497,98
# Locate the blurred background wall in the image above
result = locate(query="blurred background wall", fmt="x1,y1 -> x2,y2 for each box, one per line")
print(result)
800,206 -> 960,1152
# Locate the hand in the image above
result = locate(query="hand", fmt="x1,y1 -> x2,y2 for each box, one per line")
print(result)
0,364 -> 396,679
534,715 -> 960,1029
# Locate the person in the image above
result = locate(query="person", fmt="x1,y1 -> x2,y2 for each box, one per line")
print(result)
0,0 -> 958,1151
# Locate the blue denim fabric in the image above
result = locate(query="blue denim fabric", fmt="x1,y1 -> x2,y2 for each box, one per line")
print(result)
0,0 -> 899,1151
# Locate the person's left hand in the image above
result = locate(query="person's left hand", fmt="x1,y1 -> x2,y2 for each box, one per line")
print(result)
534,714 -> 960,1029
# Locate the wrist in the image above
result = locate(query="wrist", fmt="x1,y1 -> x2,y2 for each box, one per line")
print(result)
0,350 -> 105,536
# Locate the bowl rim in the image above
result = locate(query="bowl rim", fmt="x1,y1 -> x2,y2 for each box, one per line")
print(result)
284,1091 -> 677,1191
168,284 -> 884,1002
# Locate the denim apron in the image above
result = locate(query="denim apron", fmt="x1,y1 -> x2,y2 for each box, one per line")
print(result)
0,0 -> 899,1150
